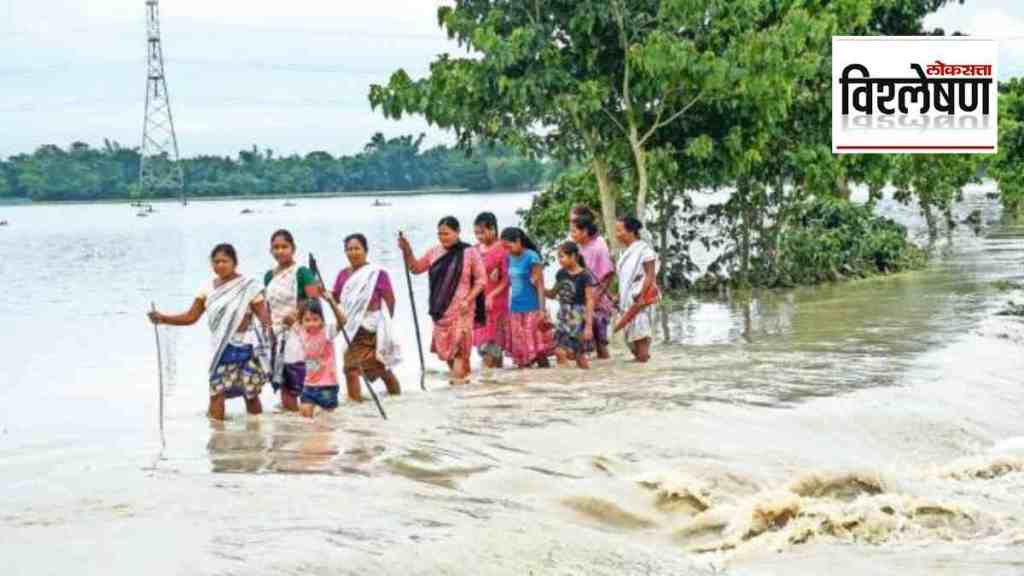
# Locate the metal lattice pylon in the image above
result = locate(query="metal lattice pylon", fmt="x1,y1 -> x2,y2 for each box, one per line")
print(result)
140,0 -> 185,204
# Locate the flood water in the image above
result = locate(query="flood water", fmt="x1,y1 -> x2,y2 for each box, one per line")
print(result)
1,188 -> 1023,575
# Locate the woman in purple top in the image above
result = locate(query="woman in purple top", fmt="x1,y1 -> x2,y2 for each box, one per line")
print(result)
331,234 -> 402,402
569,206 -> 615,359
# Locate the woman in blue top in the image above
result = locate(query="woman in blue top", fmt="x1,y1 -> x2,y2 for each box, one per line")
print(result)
500,227 -> 553,368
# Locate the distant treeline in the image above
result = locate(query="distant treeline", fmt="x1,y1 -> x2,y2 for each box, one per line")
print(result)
0,133 -> 564,202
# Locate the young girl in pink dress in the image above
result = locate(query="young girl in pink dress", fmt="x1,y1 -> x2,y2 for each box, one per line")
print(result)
472,212 -> 509,368
287,298 -> 346,418
399,216 -> 487,383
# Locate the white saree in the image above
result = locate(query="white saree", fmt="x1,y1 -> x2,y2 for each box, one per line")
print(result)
616,240 -> 659,343
204,275 -> 265,374
339,264 -> 402,368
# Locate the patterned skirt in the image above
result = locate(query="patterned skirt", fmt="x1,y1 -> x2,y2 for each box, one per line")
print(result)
431,308 -> 474,363
507,310 -> 555,367
474,310 -> 508,359
210,344 -> 267,400
555,304 -> 594,355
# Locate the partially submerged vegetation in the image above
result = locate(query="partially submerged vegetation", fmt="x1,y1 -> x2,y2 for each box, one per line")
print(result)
744,199 -> 927,289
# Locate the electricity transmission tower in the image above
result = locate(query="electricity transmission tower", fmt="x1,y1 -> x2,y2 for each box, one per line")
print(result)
140,0 -> 185,204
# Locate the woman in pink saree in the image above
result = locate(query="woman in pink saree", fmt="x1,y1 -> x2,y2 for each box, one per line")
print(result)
399,216 -> 486,383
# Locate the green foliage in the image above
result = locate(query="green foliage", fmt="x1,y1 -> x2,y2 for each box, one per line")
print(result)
0,134 -> 558,202
480,0 -> 978,292
749,197 -> 926,287
992,80 -> 1024,221
518,167 -> 634,256
370,0 -> 828,232
0,161 -> 12,198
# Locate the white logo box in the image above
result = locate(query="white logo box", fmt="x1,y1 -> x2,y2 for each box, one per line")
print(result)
832,36 -> 998,154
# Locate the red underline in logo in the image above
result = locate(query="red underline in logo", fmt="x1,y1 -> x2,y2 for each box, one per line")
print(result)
836,145 -> 995,150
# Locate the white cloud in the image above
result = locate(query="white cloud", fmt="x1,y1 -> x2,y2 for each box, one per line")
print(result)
924,2 -> 1024,78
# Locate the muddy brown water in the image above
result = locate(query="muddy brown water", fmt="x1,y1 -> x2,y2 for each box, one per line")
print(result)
1,187 -> 1022,575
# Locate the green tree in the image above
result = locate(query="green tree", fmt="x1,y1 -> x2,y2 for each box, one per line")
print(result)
993,79 -> 1024,220
0,160 -> 12,198
369,0 -> 764,243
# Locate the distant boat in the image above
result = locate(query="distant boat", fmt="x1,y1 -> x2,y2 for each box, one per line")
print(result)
240,208 -> 255,215
0,220 -> 8,226
136,212 -> 149,218
283,201 -> 297,207
372,199 -> 391,207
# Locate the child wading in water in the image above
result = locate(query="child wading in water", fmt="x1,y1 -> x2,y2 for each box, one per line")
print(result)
501,227 -> 553,368
286,298 -> 346,418
546,242 -> 596,369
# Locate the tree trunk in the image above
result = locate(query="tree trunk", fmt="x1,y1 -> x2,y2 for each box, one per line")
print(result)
628,128 -> 649,221
838,174 -> 852,201
944,205 -> 955,247
923,203 -> 938,244
658,195 -> 669,288
772,174 -> 786,279
736,180 -> 754,287
592,156 -> 620,252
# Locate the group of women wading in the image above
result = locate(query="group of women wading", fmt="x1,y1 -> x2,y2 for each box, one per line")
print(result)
147,206 -> 659,420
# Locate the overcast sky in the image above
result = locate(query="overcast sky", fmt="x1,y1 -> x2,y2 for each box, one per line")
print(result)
1,0 -> 1021,159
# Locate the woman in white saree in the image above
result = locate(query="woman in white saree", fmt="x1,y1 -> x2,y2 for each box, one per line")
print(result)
331,234 -> 402,402
614,216 -> 659,363
149,244 -> 272,420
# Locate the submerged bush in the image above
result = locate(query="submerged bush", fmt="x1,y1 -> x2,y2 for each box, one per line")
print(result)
752,198 -> 926,288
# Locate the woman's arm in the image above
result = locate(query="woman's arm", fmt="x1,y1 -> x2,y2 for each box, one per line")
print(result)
543,275 -> 557,299
485,258 -> 509,310
149,298 -> 205,326
325,296 -> 347,328
399,234 -> 431,275
251,298 -> 273,338
583,284 -> 595,340
638,260 -> 657,301
488,267 -> 509,301
531,264 -> 547,314
467,252 -> 487,302
593,271 -> 615,299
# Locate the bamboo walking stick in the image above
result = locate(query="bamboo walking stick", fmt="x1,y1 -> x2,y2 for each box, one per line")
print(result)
399,232 -> 428,391
151,302 -> 165,446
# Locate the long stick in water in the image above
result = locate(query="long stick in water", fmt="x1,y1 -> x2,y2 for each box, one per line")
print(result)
309,254 -> 387,420
151,302 -> 165,446
399,232 -> 427,391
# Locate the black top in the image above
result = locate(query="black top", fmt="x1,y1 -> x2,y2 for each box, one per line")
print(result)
554,269 -> 596,307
